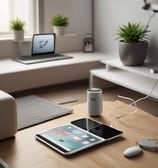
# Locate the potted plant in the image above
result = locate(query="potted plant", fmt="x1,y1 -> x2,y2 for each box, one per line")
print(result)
50,14 -> 69,36
10,18 -> 25,41
116,22 -> 150,66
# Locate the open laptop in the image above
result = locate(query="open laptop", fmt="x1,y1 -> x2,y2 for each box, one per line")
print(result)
13,33 -> 73,64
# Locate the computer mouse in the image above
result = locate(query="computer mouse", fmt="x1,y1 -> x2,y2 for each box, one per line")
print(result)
0,158 -> 9,168
123,146 -> 142,158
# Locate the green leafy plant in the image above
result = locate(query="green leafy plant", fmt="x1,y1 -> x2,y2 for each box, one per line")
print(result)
10,18 -> 25,30
116,22 -> 150,43
50,14 -> 69,27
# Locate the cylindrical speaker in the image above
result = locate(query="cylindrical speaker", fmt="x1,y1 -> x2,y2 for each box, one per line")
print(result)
87,88 -> 103,116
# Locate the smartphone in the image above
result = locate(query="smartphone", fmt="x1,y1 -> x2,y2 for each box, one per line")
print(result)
71,118 -> 123,140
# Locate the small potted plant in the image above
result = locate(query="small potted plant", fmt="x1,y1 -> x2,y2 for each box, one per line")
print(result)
10,18 -> 25,41
116,22 -> 150,66
50,14 -> 69,36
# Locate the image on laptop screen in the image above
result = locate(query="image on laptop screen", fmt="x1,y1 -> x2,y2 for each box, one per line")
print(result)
32,33 -> 56,56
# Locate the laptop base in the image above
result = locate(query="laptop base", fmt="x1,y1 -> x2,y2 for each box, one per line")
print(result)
13,54 -> 73,64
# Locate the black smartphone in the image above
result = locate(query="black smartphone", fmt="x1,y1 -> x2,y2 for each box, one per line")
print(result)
71,118 -> 101,131
71,118 -> 123,140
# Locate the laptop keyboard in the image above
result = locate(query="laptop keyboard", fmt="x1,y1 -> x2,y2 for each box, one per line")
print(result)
33,54 -> 65,59
20,54 -> 64,60
13,54 -> 73,64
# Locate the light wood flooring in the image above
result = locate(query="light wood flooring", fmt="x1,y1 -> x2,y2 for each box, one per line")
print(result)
12,79 -> 158,117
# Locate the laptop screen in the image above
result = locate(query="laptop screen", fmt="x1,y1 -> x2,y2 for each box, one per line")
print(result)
32,33 -> 56,56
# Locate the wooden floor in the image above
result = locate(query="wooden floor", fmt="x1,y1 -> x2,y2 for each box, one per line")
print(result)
12,80 -> 158,117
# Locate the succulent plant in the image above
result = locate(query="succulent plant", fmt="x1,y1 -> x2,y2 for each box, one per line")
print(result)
116,22 -> 150,43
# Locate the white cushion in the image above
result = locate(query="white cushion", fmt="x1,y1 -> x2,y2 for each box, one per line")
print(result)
0,90 -> 17,140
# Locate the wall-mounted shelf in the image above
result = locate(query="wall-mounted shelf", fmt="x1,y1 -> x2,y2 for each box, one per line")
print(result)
90,58 -> 158,99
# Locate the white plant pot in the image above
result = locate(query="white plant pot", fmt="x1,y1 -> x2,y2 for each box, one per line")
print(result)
13,30 -> 24,41
53,26 -> 65,36
19,41 -> 32,56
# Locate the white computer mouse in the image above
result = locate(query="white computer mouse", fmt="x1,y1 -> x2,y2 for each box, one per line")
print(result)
123,146 -> 142,158
0,158 -> 9,168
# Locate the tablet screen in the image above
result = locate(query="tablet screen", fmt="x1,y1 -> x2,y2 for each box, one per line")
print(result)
36,124 -> 104,154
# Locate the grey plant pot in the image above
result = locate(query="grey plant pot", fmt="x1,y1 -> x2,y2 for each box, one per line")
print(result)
119,42 -> 148,66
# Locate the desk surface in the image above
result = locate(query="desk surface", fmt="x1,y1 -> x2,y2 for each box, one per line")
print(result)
0,52 -> 106,93
0,52 -> 106,74
0,101 -> 158,168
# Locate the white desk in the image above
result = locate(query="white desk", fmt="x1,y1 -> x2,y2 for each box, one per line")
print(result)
90,58 -> 158,99
0,52 -> 106,93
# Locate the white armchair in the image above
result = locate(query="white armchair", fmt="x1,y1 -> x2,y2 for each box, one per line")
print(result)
0,90 -> 17,140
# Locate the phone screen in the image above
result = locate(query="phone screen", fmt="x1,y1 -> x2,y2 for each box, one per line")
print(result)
71,118 -> 122,140
71,118 -> 101,131
89,124 -> 122,139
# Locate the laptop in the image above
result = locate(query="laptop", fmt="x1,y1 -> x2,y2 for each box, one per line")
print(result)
13,33 -> 73,64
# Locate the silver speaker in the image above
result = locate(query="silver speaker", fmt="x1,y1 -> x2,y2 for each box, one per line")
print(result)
87,88 -> 103,116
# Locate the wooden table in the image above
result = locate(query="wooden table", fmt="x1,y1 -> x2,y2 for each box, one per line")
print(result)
0,100 -> 158,168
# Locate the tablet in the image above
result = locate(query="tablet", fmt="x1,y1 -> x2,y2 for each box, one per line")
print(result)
35,118 -> 123,155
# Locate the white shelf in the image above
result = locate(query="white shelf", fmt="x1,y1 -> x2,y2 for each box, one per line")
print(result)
102,59 -> 158,80
90,58 -> 158,99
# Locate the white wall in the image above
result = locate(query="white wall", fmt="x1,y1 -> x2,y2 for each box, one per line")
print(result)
94,0 -> 158,63
42,0 -> 92,52
42,0 -> 92,37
